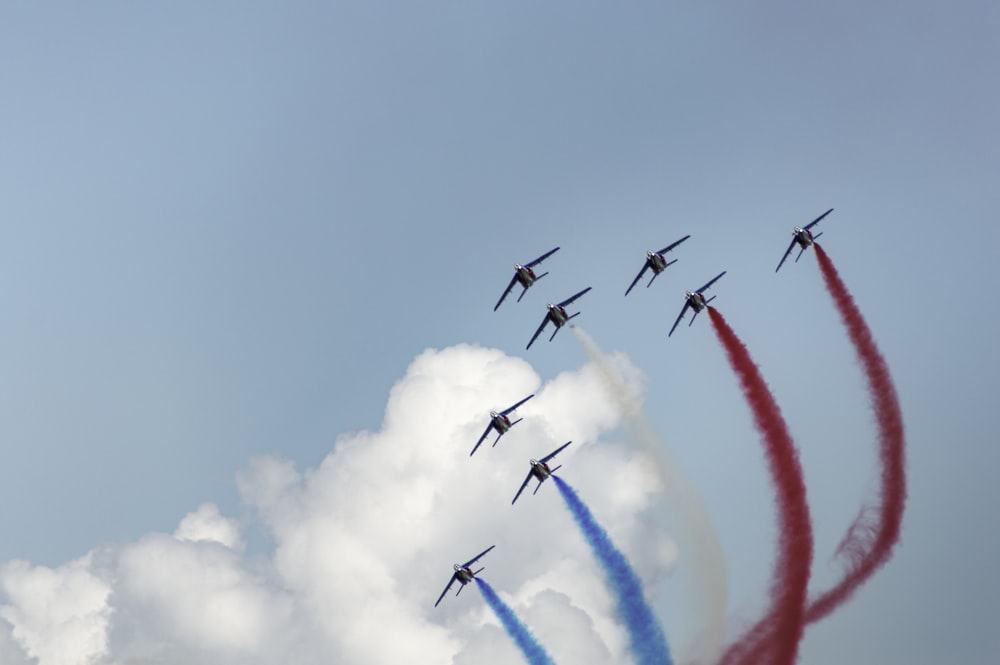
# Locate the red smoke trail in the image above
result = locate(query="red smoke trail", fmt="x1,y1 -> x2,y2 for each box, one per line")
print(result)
709,308 -> 813,665
804,243 -> 907,620
723,244 -> 908,664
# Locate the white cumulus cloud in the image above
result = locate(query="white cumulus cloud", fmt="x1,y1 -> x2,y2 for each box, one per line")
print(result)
0,344 -> 676,665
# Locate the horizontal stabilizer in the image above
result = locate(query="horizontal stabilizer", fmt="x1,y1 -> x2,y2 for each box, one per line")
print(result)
665,258 -> 678,268
705,295 -> 716,304
516,287 -> 530,302
473,566 -> 485,576
813,231 -> 823,241
795,246 -> 806,263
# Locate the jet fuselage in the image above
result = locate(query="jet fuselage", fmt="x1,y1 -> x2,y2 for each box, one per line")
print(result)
793,227 -> 815,248
648,251 -> 668,274
547,304 -> 570,327
490,412 -> 513,432
515,265 -> 538,288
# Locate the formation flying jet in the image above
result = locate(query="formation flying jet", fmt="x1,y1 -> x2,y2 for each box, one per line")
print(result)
526,287 -> 592,350
494,247 -> 561,311
434,545 -> 495,607
624,235 -> 691,296
668,271 -> 727,337
512,441 -> 572,505
775,208 -> 834,272
469,394 -> 535,456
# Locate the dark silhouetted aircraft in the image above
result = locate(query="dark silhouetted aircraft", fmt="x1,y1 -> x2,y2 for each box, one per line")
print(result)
470,394 -> 535,456
512,441 -> 572,505
625,235 -> 691,296
526,288 -> 592,349
668,272 -> 726,337
434,545 -> 495,607
776,209 -> 833,272
494,247 -> 560,310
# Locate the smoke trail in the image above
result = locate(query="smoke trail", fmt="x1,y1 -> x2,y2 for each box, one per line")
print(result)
553,476 -> 673,665
572,327 -> 727,665
475,578 -> 557,665
806,243 -> 907,620
708,308 -> 812,665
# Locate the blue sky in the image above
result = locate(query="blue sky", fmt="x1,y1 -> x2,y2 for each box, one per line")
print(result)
1,2 -> 998,663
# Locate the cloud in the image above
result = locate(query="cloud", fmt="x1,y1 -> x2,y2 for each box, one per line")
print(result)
0,344 -> 676,664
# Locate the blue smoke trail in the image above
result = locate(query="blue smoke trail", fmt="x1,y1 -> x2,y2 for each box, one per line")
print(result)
475,578 -> 557,665
553,476 -> 673,665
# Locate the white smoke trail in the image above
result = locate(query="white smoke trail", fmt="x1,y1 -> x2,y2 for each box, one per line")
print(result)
572,326 -> 728,665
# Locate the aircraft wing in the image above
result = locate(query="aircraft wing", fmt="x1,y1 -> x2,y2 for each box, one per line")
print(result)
803,208 -> 833,231
500,394 -> 534,416
656,234 -> 691,256
469,422 -> 495,457
434,573 -> 458,608
511,471 -> 534,505
494,274 -> 519,311
525,246 -> 560,268
625,263 -> 649,297
526,315 -> 550,350
557,286 -> 592,308
461,545 -> 496,569
668,301 -> 691,337
696,271 -> 727,294
539,440 -> 572,464
775,238 -> 797,273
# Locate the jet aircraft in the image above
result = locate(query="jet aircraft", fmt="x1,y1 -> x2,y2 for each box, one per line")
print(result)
494,247 -> 561,311
512,441 -> 572,504
526,287 -> 592,349
434,545 -> 495,607
775,208 -> 834,272
469,394 -> 535,456
668,271 -> 727,337
624,235 -> 691,296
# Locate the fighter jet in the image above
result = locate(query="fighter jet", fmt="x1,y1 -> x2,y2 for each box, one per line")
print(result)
469,394 -> 535,456
624,235 -> 691,296
434,545 -> 495,607
512,441 -> 572,505
526,287 -> 592,349
776,208 -> 834,272
494,247 -> 561,310
668,272 -> 727,337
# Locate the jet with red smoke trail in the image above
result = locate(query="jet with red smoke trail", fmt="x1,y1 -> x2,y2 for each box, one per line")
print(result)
775,208 -> 834,272
624,235 -> 691,296
668,271 -> 726,337
434,545 -> 496,607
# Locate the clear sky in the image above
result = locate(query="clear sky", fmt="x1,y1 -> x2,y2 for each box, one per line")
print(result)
1,2 -> 998,663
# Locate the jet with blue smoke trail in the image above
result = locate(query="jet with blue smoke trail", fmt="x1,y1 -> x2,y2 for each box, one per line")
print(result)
511,441 -> 572,505
553,476 -> 673,665
434,545 -> 495,607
